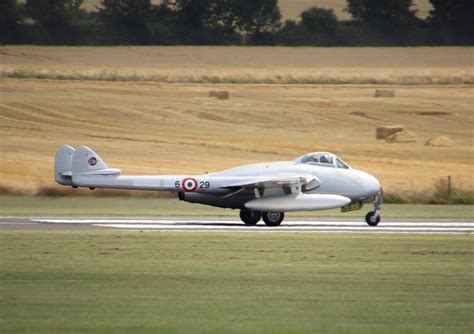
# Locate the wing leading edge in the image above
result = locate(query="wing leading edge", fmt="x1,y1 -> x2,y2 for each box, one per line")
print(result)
221,174 -> 321,192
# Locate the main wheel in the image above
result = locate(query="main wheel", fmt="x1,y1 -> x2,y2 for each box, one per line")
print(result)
365,211 -> 380,226
239,210 -> 261,225
262,212 -> 284,226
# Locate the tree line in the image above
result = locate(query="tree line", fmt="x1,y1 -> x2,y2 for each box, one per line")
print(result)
1,0 -> 472,45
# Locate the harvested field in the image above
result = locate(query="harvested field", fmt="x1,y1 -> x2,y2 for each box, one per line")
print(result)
425,136 -> 456,147
0,77 -> 473,200
386,130 -> 418,143
376,125 -> 404,139
1,46 -> 473,85
374,89 -> 395,98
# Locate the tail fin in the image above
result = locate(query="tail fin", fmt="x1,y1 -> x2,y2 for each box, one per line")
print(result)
71,146 -> 121,176
55,145 -> 75,185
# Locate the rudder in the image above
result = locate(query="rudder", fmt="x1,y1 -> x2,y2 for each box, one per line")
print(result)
55,145 -> 75,185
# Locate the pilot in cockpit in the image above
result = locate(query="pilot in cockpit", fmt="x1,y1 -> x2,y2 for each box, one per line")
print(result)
319,154 -> 332,164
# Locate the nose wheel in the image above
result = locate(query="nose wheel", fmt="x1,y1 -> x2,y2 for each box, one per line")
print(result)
365,211 -> 380,226
365,189 -> 383,226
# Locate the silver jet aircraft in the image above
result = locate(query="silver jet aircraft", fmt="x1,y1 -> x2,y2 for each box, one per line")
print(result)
55,145 -> 383,226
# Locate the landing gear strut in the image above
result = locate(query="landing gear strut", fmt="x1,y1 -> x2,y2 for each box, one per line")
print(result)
365,189 -> 383,226
239,210 -> 261,225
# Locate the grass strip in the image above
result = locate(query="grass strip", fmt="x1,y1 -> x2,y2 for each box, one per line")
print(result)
0,196 -> 473,219
0,231 -> 472,333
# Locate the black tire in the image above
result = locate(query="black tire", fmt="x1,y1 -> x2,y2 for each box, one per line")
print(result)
262,212 -> 284,226
365,211 -> 380,226
239,210 -> 261,225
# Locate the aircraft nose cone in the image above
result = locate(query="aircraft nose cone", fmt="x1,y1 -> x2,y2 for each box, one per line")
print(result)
362,172 -> 381,196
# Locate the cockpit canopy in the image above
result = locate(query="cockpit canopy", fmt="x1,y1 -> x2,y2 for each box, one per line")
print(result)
294,152 -> 351,169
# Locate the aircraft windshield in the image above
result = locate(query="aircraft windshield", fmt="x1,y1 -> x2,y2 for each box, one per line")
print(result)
296,152 -> 351,169
336,158 -> 350,169
301,153 -> 333,165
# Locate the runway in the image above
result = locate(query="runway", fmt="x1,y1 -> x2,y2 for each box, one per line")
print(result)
0,216 -> 472,234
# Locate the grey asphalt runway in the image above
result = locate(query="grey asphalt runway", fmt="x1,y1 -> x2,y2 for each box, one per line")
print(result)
0,216 -> 472,234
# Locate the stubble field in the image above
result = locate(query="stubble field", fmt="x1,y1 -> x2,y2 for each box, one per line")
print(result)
2,46 -> 473,85
0,46 -> 473,201
0,46 -> 473,334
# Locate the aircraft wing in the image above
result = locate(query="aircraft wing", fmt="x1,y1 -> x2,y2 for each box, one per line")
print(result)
219,174 -> 352,211
220,174 -> 351,211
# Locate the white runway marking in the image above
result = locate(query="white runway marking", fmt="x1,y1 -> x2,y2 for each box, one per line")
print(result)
27,218 -> 473,234
31,219 -> 474,227
93,223 -> 472,233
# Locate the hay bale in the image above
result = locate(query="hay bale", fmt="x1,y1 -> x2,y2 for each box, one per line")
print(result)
386,130 -> 418,143
425,136 -> 456,147
375,89 -> 395,98
215,90 -> 229,99
208,90 -> 229,99
376,125 -> 404,139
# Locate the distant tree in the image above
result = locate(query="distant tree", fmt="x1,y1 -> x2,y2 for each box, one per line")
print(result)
147,3 -> 179,44
25,0 -> 85,43
99,0 -> 152,44
0,0 -> 18,27
300,7 -> 338,34
26,0 -> 83,30
154,0 -> 240,44
345,0 -> 418,29
0,0 -> 19,43
277,8 -> 340,46
172,0 -> 220,43
428,0 -> 474,32
173,0 -> 209,32
231,0 -> 281,44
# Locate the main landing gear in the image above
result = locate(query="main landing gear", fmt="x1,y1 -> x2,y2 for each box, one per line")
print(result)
239,210 -> 261,226
239,209 -> 284,226
262,212 -> 285,226
365,189 -> 383,226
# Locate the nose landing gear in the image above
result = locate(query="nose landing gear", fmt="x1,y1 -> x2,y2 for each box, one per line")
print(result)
365,211 -> 380,226
365,189 -> 383,226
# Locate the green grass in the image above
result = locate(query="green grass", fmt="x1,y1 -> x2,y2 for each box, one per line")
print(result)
0,196 -> 473,219
0,231 -> 472,333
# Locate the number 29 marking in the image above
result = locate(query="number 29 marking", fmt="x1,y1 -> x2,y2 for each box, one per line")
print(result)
175,180 -> 210,189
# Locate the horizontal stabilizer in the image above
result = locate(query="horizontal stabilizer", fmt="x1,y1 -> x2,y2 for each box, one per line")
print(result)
72,146 -> 121,177
55,145 -> 122,188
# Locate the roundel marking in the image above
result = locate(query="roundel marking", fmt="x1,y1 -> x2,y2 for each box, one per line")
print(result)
88,157 -> 97,166
182,177 -> 198,192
